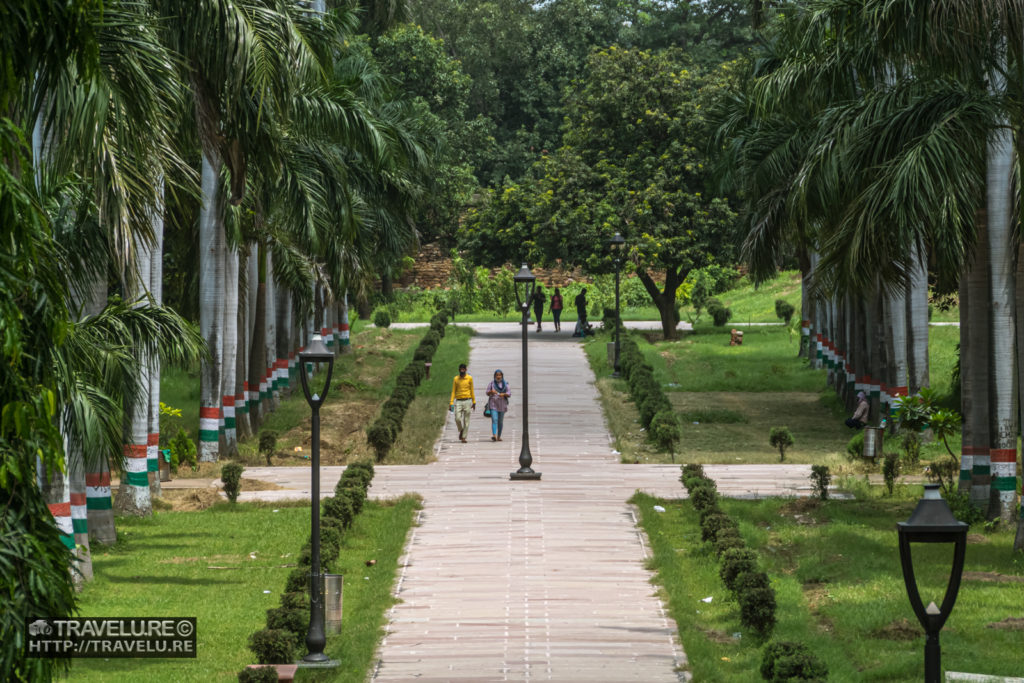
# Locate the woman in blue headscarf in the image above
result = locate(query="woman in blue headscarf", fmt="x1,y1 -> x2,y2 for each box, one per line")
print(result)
485,369 -> 511,441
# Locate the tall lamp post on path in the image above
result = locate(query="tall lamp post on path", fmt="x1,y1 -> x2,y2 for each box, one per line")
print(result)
511,263 -> 541,481
609,232 -> 626,378
298,333 -> 336,665
897,483 -> 968,682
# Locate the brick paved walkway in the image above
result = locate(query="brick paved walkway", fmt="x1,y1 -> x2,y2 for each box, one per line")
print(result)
241,323 -> 816,681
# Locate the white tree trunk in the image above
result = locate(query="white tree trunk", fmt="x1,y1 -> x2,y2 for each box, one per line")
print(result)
83,271 -> 116,544
905,238 -> 930,394
198,153 -> 225,462
340,293 -> 351,354
987,125 -> 1017,524
885,282 -> 909,414
148,179 -> 164,498
264,260 -> 277,413
222,247 -> 239,456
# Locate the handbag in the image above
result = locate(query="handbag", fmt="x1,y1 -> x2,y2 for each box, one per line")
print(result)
483,407 -> 492,418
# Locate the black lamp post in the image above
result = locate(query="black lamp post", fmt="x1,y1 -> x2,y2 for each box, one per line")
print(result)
298,334 -> 336,664
897,483 -> 968,682
511,263 -> 541,481
609,232 -> 626,378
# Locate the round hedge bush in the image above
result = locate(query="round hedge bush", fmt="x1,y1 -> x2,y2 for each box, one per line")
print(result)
373,308 -> 392,328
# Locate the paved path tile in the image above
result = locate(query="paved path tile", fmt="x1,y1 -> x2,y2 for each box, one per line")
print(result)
241,323 -> 816,681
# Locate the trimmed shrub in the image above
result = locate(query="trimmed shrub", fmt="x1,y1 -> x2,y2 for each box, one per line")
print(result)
701,512 -> 737,543
266,606 -> 308,639
373,308 -> 391,328
280,592 -> 306,610
248,628 -> 297,664
774,299 -> 796,325
391,384 -> 416,405
739,583 -> 777,637
720,548 -> 759,593
810,465 -> 831,500
713,527 -> 746,557
413,345 -> 434,363
768,427 -> 794,462
320,526 -> 342,560
221,463 -> 244,503
347,459 -> 375,479
706,298 -> 732,327
366,421 -> 396,462
846,431 -> 865,461
681,463 -> 705,484
649,410 -> 681,452
337,485 -> 366,517
734,570 -> 772,595
689,481 -> 718,511
168,427 -> 197,473
323,495 -> 355,528
760,641 -> 828,682
883,451 -> 900,495
285,568 -> 308,594
339,469 -> 372,493
258,431 -> 277,466
238,666 -> 279,683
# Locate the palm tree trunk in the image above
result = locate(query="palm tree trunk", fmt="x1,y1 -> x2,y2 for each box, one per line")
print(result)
147,179 -> 164,499
963,209 -> 991,507
886,282 -> 909,411
340,293 -> 351,354
264,259 -> 278,413
81,269 -> 116,544
40,456 -> 79,588
1015,244 -> 1024,550
249,243 -> 267,430
221,247 -> 239,457
236,246 -> 252,441
987,128 -> 1017,524
198,152 -> 225,463
905,238 -> 930,393
798,249 -> 811,358
117,235 -> 153,515
66,436 -> 92,584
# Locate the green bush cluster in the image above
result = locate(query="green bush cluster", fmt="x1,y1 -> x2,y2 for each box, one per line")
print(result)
760,641 -> 829,681
238,666 -> 279,683
221,463 -> 244,503
618,335 -> 680,452
706,297 -> 732,327
366,308 -> 452,461
168,427 -> 197,473
247,461 -> 376,670
774,299 -> 796,324
373,308 -> 392,328
810,465 -> 831,500
681,465 -> 778,639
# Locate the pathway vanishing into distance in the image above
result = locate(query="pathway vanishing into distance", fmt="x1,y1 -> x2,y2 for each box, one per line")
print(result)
241,322 -> 817,681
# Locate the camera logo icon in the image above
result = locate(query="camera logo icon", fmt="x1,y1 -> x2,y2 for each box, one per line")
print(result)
28,620 -> 53,636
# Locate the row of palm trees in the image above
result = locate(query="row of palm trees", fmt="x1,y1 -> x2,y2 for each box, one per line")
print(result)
717,0 -> 1024,550
9,0 -> 431,611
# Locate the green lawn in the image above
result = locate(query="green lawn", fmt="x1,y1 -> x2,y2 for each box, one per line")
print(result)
634,491 -> 1024,682
67,496 -> 418,682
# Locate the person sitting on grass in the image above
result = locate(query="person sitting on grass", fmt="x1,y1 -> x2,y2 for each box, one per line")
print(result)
845,391 -> 869,429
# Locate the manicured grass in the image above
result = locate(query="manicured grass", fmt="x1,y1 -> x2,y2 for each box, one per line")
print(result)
634,491 -> 1024,682
68,496 -> 419,682
705,270 -> 801,324
387,326 -> 473,464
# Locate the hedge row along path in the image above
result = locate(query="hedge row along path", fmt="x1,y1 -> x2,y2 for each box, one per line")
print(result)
240,322 -> 817,681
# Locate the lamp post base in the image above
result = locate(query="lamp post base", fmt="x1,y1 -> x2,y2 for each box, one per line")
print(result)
510,471 -> 542,480
298,656 -> 341,669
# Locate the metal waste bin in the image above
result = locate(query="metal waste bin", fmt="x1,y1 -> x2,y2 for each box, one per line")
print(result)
323,574 -> 343,634
862,427 -> 882,459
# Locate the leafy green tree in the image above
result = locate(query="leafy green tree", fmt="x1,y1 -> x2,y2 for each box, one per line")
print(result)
462,48 -> 738,339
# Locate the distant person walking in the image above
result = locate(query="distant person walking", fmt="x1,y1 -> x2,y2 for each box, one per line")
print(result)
550,288 -> 563,332
573,288 -> 588,336
845,391 -> 869,429
449,363 -> 476,443
532,284 -> 546,332
485,369 -> 511,441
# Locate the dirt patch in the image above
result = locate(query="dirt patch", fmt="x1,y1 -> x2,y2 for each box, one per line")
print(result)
157,488 -> 222,511
659,350 -> 676,368
279,398 -> 380,465
873,618 -> 920,641
966,533 -> 990,545
987,617 -> 1024,631
779,497 -> 826,525
964,571 -> 1024,584
802,582 -> 835,634
239,477 -> 284,492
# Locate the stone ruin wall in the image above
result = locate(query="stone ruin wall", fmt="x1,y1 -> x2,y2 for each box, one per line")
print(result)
394,243 -> 593,290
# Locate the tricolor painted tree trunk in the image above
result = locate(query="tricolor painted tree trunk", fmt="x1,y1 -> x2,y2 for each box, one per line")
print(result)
986,126 -> 1017,524
263,258 -> 278,414
40,457 -> 78,588
962,210 -> 991,506
198,153 -> 225,462
147,181 -> 164,498
339,293 -> 351,354
66,436 -> 92,583
116,234 -> 153,516
221,247 -> 239,457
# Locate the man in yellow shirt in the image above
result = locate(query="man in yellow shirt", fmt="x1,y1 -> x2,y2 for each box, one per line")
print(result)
449,363 -> 476,443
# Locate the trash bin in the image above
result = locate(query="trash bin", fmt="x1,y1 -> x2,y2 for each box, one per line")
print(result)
863,427 -> 882,459
323,574 -> 343,634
